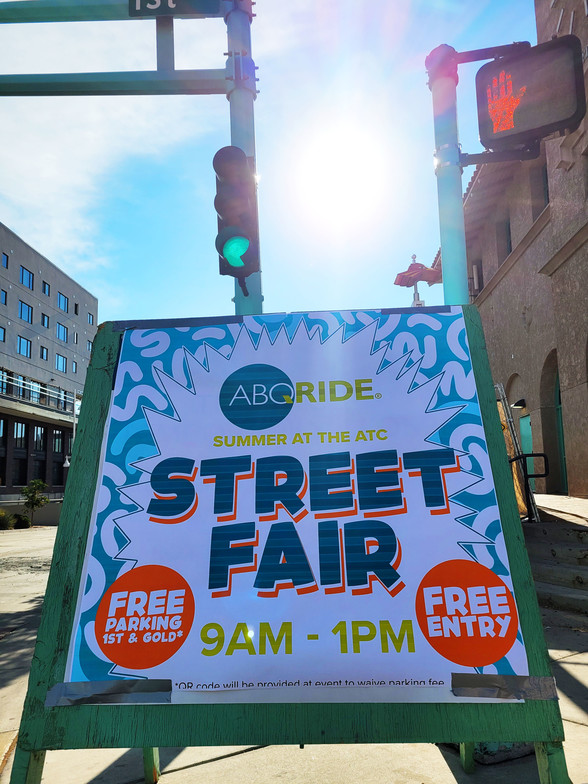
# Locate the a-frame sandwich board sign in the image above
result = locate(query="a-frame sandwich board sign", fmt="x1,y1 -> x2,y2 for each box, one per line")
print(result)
11,305 -> 571,784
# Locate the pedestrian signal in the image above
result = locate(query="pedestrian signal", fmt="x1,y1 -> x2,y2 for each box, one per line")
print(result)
476,35 -> 585,151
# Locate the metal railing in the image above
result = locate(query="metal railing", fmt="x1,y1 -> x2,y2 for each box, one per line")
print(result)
509,452 -> 549,523
0,371 -> 76,414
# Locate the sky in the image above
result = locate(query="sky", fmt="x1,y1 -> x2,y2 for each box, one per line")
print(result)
0,0 -> 537,323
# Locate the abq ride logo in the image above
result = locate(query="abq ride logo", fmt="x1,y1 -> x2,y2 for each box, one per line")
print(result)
218,364 -> 378,431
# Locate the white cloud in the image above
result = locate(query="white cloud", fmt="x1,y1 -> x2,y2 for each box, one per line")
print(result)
0,16 -> 227,274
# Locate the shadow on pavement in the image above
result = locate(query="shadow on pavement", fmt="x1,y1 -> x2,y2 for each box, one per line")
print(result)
73,745 -> 267,784
0,595 -> 45,691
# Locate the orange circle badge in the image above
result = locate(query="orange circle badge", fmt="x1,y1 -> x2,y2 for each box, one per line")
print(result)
415,560 -> 518,667
95,565 -> 195,670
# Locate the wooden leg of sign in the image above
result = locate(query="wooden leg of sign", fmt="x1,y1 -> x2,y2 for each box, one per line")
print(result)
9,747 -> 46,784
535,741 -> 571,784
459,742 -> 475,773
143,747 -> 161,783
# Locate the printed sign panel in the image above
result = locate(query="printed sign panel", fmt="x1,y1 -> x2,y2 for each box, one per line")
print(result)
66,308 -> 528,703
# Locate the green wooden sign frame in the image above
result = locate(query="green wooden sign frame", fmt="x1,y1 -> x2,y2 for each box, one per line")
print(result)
10,307 -> 570,784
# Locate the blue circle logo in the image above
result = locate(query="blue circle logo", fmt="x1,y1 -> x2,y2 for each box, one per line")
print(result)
219,364 -> 295,430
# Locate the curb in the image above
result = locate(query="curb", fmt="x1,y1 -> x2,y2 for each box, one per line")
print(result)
0,731 -> 17,777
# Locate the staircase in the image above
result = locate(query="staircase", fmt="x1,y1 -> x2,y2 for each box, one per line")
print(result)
522,503 -> 588,617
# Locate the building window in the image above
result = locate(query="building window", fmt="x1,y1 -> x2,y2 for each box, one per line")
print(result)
41,313 -> 49,328
30,381 -> 41,403
1,290 -> 6,305
56,322 -> 68,342
0,327 -> 4,342
14,421 -> 27,449
20,266 -> 34,290
40,345 -> 48,361
42,281 -> 50,296
55,353 -> 67,373
53,429 -> 63,453
0,370 -> 7,394
72,360 -> 78,374
74,303 -> 79,315
17,336 -> 32,358
87,339 -> 93,352
530,163 -> 550,221
1,252 -> 8,268
15,375 -> 27,399
472,262 -> 484,295
32,458 -> 46,481
33,425 -> 46,451
57,292 -> 69,312
74,332 -> 78,344
19,300 -> 33,323
496,215 -> 512,263
13,459 -> 28,486
88,312 -> 94,325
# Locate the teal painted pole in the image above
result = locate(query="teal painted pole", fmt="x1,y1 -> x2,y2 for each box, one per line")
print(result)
426,46 -> 470,306
225,1 -> 263,316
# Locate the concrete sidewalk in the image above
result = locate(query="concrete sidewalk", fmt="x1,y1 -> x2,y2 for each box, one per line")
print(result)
1,498 -> 587,784
534,494 -> 588,527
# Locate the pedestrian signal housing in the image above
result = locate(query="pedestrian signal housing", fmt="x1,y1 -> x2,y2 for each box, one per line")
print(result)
213,146 -> 259,294
476,35 -> 585,152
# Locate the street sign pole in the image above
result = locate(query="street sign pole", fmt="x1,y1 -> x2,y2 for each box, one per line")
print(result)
225,2 -> 263,316
426,45 -> 469,307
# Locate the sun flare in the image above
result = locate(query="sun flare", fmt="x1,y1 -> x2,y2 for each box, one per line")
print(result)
290,117 -> 392,241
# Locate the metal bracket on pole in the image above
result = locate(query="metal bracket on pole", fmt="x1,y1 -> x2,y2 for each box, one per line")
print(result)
225,51 -> 258,97
453,41 -> 531,66
460,141 -> 540,167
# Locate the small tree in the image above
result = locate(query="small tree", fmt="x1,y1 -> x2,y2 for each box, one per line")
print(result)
21,479 -> 49,525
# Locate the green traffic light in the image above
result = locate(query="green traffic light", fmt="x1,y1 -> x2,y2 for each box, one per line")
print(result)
222,235 -> 249,268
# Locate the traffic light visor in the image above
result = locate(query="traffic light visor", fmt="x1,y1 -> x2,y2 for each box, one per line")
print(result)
213,145 -> 249,182
476,35 -> 586,151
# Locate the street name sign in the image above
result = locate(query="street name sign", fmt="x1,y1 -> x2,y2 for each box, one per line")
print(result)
129,0 -> 221,17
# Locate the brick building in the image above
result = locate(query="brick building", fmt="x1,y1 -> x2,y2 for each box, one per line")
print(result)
461,0 -> 588,496
0,221 -> 98,502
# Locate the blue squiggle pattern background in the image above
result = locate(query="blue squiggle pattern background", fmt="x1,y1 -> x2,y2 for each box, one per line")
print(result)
69,307 -> 522,681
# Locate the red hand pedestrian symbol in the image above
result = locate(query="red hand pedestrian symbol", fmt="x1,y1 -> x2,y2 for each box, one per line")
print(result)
486,70 -> 526,133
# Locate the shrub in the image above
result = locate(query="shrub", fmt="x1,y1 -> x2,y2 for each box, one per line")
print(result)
0,508 -> 15,530
21,479 -> 49,525
14,513 -> 31,529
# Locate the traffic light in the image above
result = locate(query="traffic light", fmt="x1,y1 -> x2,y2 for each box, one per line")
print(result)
213,146 -> 259,295
476,35 -> 585,152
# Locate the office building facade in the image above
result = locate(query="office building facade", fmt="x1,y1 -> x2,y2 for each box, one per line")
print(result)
0,221 -> 98,501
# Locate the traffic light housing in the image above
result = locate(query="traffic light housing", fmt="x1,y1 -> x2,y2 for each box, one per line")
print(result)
476,35 -> 586,152
213,146 -> 259,294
